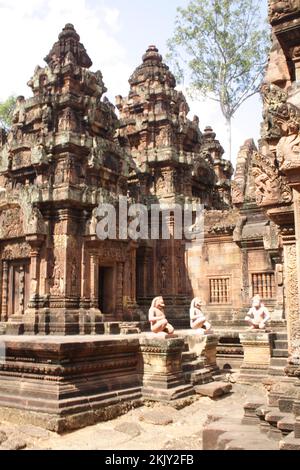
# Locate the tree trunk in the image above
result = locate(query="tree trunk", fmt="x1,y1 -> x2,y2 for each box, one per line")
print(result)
225,116 -> 232,162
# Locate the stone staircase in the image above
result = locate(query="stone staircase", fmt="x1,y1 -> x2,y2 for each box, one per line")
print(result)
0,323 -> 6,335
202,396 -> 300,450
269,332 -> 289,377
243,401 -> 300,450
182,342 -> 213,386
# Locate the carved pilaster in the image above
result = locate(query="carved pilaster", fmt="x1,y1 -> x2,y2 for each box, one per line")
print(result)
1,261 -> 8,322
116,262 -> 124,318
283,241 -> 299,351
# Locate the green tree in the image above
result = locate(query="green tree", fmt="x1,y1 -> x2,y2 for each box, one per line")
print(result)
168,0 -> 270,161
0,96 -> 17,131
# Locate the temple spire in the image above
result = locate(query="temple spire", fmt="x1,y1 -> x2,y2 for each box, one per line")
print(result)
44,23 -> 92,69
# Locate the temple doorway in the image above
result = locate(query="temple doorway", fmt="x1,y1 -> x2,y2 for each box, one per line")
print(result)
98,266 -> 114,314
7,259 -> 30,317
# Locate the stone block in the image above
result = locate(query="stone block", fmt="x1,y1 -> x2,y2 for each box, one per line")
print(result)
280,432 -> 300,450
238,332 -> 275,383
139,336 -> 193,401
194,381 -> 232,398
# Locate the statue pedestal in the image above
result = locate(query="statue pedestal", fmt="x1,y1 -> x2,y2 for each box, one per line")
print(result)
139,336 -> 193,402
238,332 -> 275,384
183,332 -> 220,375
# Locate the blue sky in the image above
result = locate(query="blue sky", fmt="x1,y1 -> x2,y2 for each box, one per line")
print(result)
0,0 -> 268,165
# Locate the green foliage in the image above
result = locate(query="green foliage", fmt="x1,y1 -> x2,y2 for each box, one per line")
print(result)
0,96 -> 17,130
168,0 -> 270,122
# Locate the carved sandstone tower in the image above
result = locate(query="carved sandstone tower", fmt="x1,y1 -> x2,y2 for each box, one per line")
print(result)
116,46 -> 233,326
0,24 -> 137,335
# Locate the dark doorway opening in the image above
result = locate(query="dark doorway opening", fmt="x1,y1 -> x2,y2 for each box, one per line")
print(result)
98,266 -> 114,314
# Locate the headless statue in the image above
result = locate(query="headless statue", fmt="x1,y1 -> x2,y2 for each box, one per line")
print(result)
148,296 -> 175,336
245,295 -> 270,330
190,297 -> 212,334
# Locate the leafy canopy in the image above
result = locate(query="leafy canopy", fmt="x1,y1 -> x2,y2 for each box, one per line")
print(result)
0,96 -> 17,130
167,0 -> 270,121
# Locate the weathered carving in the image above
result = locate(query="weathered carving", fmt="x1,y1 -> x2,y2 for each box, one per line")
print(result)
2,242 -> 31,259
232,139 -> 257,205
0,206 -> 24,238
269,0 -> 300,22
50,261 -> 64,296
252,150 -> 292,206
285,244 -> 300,340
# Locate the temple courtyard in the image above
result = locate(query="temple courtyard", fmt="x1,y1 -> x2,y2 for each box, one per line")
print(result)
0,382 -> 279,451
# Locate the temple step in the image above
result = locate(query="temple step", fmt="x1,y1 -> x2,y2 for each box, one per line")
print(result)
182,351 -> 198,362
270,357 -> 288,367
272,349 -> 289,357
274,333 -> 288,340
274,340 -> 288,349
194,381 -> 232,398
269,366 -> 286,376
182,359 -> 205,372
185,368 -> 212,386
280,433 -> 300,450
0,324 -> 6,335
277,414 -> 296,435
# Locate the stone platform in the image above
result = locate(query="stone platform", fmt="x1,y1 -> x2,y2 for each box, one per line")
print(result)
0,331 -> 220,432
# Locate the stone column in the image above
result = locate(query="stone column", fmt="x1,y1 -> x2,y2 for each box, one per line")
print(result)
24,235 -> 45,334
1,261 -> 8,322
293,190 -> 300,338
131,248 -> 137,303
29,247 -> 40,303
241,248 -> 250,304
90,254 -> 99,309
116,262 -> 124,319
283,239 -> 299,351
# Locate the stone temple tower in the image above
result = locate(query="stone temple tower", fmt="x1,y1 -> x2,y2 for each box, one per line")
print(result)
0,24 -> 138,335
116,45 -> 232,209
116,45 -> 233,325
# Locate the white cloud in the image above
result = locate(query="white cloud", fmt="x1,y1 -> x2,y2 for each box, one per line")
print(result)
0,0 -> 131,101
103,7 -> 120,33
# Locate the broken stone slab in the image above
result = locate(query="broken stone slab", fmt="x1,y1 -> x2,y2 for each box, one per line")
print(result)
265,411 -> 288,426
0,436 -> 27,450
203,418 -> 254,450
0,430 -> 7,445
114,422 -> 143,438
18,424 -> 50,439
139,406 -> 178,426
163,434 -> 202,451
225,435 -> 278,451
255,405 -> 272,419
194,382 -> 232,399
140,412 -> 173,426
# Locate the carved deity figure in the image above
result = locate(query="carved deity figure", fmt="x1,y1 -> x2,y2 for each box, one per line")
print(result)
27,207 -> 46,234
159,257 -> 168,291
148,296 -> 175,336
245,295 -> 271,330
12,96 -> 26,127
189,298 -> 212,334
51,263 -> 64,295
